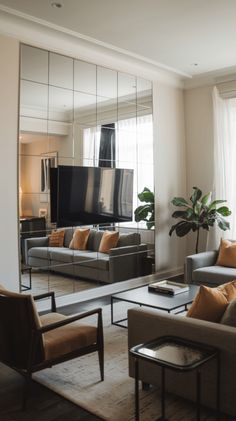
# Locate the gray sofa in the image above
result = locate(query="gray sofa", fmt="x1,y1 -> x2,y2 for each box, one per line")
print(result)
186,249 -> 236,285
24,228 -> 148,283
128,308 -> 236,417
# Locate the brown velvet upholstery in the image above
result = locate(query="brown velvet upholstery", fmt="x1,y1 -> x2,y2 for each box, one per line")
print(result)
0,287 -> 104,409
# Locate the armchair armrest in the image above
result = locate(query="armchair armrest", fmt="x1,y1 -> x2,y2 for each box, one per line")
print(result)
33,291 -> 56,312
185,250 -> 218,284
24,236 -> 49,264
38,307 -> 102,334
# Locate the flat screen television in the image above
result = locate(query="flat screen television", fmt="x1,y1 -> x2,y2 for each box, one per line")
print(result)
50,165 -> 133,227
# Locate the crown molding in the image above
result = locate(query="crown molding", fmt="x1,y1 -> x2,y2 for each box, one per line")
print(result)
0,6 -> 188,88
184,66 -> 236,90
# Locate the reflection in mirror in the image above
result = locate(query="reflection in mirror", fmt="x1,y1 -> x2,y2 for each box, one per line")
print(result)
49,52 -> 73,90
19,44 -> 154,299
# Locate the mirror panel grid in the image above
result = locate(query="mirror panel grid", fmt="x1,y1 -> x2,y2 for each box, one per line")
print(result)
19,44 -> 154,298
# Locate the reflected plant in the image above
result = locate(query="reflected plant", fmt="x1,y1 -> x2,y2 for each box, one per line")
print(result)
134,187 -> 155,229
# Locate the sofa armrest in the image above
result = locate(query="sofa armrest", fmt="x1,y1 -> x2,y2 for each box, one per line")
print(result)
109,244 -> 147,282
185,250 -> 218,284
24,236 -> 49,264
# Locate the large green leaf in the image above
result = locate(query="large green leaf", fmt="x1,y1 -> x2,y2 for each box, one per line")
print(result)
201,191 -> 212,206
134,204 -> 150,222
194,200 -> 202,216
175,221 -> 193,237
209,199 -> 226,210
171,197 -> 189,207
138,187 -> 154,203
172,210 -> 189,219
190,187 -> 202,205
216,206 -> 231,216
216,215 -> 230,231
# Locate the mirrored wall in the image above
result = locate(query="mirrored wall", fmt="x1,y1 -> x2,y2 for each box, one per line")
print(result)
19,44 -> 154,297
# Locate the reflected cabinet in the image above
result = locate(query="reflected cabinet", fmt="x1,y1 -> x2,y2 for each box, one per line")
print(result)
19,44 -> 154,297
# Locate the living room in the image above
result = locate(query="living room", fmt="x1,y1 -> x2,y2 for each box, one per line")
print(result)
1,1 -> 236,420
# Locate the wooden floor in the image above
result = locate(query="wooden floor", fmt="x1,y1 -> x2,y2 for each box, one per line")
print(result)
0,296 -> 110,421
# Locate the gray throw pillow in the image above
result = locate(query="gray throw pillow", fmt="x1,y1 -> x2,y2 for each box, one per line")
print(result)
220,298 -> 236,327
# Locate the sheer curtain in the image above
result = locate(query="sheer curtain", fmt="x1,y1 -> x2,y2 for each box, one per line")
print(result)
212,86 -> 236,246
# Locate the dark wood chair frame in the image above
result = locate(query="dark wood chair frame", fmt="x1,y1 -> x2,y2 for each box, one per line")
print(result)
1,291 -> 104,410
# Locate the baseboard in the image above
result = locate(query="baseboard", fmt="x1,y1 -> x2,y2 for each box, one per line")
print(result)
37,266 -> 184,312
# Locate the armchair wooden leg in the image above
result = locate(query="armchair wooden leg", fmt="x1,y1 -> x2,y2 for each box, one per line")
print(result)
22,372 -> 32,411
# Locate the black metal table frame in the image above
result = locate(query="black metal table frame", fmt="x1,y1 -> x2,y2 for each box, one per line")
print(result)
130,336 -> 220,421
21,264 -> 32,291
111,294 -> 190,328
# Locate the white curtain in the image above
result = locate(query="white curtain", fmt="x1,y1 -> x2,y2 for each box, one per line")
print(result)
212,86 -> 236,246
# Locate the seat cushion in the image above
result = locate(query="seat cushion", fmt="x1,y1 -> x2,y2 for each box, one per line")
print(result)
50,248 -> 74,263
40,312 -> 97,360
193,266 -> 236,285
28,247 -> 54,260
72,251 -> 109,270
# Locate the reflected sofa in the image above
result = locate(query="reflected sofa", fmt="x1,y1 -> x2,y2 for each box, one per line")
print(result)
24,228 -> 148,283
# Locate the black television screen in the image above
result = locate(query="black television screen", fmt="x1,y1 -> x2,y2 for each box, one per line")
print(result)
50,165 -> 133,227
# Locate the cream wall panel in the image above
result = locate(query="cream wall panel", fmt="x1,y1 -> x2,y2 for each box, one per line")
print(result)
0,35 -> 19,290
153,82 -> 187,273
184,86 -> 214,254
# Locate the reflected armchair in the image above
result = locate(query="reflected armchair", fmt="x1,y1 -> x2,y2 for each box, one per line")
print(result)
0,285 -> 104,409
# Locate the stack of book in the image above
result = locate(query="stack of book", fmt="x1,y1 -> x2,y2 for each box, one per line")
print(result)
148,280 -> 189,295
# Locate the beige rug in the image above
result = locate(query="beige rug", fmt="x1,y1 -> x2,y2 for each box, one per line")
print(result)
34,304 -> 217,421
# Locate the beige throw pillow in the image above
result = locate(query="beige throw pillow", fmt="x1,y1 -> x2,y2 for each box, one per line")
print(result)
69,228 -> 90,250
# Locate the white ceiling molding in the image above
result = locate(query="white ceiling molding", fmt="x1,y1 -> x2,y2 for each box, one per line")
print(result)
184,68 -> 236,90
0,7 -> 186,88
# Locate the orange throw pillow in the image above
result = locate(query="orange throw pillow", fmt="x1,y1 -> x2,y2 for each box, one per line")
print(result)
187,285 -> 228,322
218,280 -> 236,301
216,239 -> 236,268
48,229 -> 65,247
69,228 -> 90,250
98,231 -> 119,254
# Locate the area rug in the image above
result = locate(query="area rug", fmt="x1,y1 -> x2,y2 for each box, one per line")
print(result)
34,304 -> 215,421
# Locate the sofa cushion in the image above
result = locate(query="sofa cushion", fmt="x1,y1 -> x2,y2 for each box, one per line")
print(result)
193,266 -> 236,285
98,231 -> 119,254
187,285 -> 228,322
216,239 -> 236,268
28,246 -> 54,260
220,298 -> 236,326
63,227 -> 74,248
117,233 -> 140,247
72,251 -> 109,270
40,312 -> 97,360
69,228 -> 90,250
49,248 -> 74,263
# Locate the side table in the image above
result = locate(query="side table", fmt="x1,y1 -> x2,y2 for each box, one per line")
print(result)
130,336 -> 220,421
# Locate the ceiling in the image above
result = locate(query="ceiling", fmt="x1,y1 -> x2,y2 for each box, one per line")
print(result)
1,0 -> 236,77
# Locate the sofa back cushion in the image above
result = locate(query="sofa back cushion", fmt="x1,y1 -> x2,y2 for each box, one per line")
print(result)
63,227 -> 74,248
117,233 -> 140,247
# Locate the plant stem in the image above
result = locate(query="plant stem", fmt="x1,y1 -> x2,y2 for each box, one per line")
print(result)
196,229 -> 200,254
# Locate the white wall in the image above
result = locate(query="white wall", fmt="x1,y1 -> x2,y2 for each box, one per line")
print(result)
184,86 -> 214,253
0,35 -> 20,291
154,82 -> 187,273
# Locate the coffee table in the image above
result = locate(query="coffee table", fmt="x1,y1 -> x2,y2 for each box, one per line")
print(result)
111,284 -> 199,328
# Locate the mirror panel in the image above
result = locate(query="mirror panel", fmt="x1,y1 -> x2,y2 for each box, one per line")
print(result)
49,52 -> 73,90
74,60 -> 96,95
19,44 -> 154,298
21,44 -> 48,84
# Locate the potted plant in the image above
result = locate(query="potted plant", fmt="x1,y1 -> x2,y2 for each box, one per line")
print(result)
134,187 -> 155,229
169,186 -> 231,253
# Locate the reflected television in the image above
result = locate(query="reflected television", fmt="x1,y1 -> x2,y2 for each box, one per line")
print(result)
50,165 -> 133,227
